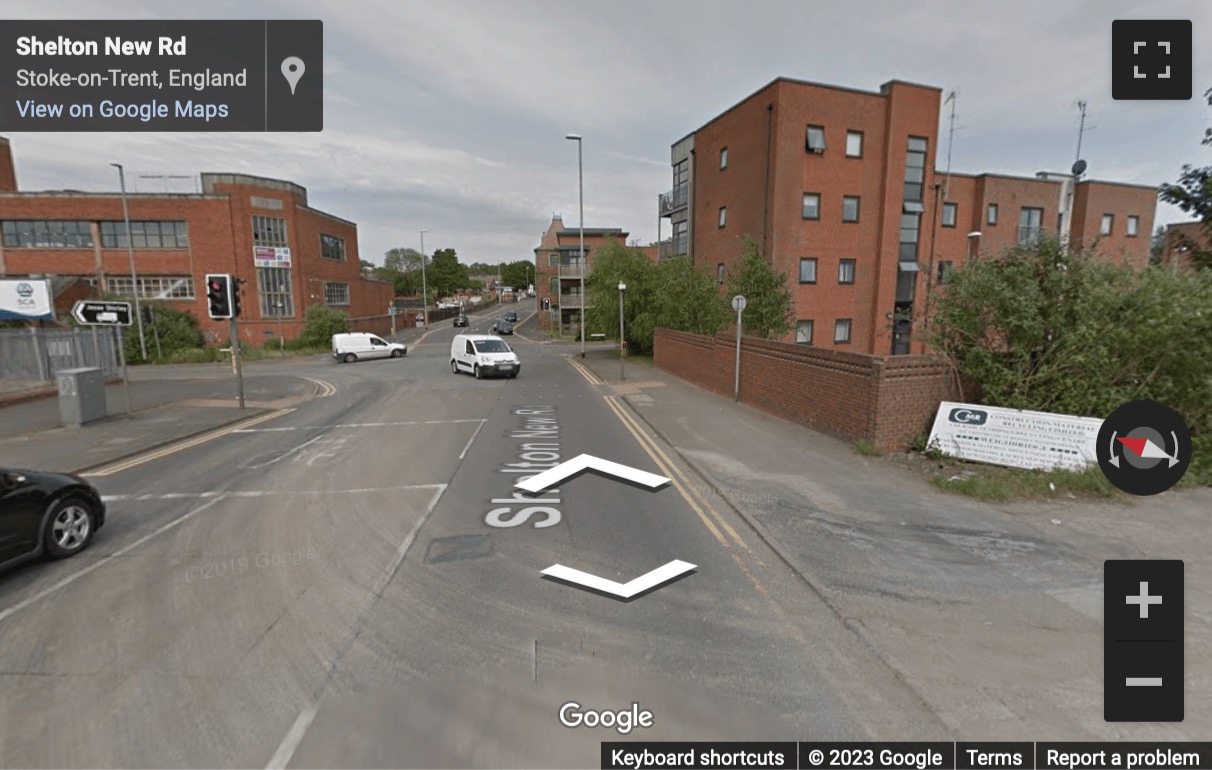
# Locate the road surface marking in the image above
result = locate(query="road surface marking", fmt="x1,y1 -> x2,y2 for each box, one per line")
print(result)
515,453 -> 668,493
100,484 -> 446,503
0,495 -> 227,625
268,483 -> 449,768
234,419 -> 484,432
541,560 -> 696,598
80,409 -> 293,477
459,419 -> 487,460
605,395 -> 754,556
300,376 -> 336,397
567,357 -> 602,385
265,706 -> 318,770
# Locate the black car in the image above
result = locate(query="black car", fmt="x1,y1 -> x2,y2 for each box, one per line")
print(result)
0,468 -> 105,572
491,320 -> 514,335
453,315 -> 469,327
503,311 -> 518,323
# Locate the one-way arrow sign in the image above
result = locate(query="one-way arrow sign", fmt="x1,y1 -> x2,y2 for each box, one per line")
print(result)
541,560 -> 696,599
72,300 -> 132,326
515,453 -> 669,494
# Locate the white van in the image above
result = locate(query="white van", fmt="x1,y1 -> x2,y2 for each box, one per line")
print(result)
450,334 -> 520,379
332,332 -> 407,363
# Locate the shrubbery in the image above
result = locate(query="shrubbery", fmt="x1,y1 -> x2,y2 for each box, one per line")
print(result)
298,304 -> 350,348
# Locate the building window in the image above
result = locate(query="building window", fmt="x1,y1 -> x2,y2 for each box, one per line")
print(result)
806,125 -> 825,153
718,207 -> 727,228
548,253 -> 559,266
106,275 -> 195,300
258,266 -> 294,317
899,212 -> 921,262
802,193 -> 821,220
937,260 -> 954,284
1018,207 -> 1043,245
905,137 -> 927,202
2,220 -> 94,248
1101,213 -> 1114,236
324,282 -> 350,306
320,234 -> 346,261
942,202 -> 957,228
834,319 -> 852,344
717,263 -> 725,284
799,258 -> 817,284
671,220 -> 688,256
720,147 -> 728,170
796,320 -> 813,344
846,131 -> 863,158
98,220 -> 189,249
842,196 -> 860,223
549,277 -> 559,299
252,215 -> 289,247
838,259 -> 856,285
1127,215 -> 1139,236
987,203 -> 998,225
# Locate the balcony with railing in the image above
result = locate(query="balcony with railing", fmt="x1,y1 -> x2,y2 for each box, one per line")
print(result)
558,263 -> 585,278
558,292 -> 584,309
660,186 -> 689,217
658,235 -> 689,261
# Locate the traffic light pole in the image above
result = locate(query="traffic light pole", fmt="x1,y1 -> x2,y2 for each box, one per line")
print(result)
229,317 -> 245,409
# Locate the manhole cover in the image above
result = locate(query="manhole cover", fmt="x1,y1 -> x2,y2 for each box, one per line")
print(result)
424,534 -> 493,564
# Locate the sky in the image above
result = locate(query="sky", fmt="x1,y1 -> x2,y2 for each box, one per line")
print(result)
5,0 -> 1212,266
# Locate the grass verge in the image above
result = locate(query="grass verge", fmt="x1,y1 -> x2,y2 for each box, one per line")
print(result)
929,464 -> 1117,502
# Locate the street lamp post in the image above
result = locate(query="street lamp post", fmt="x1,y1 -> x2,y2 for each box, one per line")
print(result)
565,134 -> 586,357
618,281 -> 626,382
967,231 -> 982,263
420,228 -> 429,328
111,163 -> 148,360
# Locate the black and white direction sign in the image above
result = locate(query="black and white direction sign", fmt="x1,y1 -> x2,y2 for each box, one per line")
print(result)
71,300 -> 132,326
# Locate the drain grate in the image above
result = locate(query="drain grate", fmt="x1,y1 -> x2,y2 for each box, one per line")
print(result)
424,534 -> 493,564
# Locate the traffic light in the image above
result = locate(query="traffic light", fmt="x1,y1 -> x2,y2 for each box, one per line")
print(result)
206,274 -> 232,319
542,297 -> 550,311
231,278 -> 244,319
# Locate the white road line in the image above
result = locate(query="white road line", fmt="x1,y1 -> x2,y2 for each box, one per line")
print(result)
100,484 -> 446,503
0,495 -> 227,625
268,483 -> 450,767
265,706 -> 318,770
245,433 -> 329,470
458,419 -> 487,460
235,419 -> 485,432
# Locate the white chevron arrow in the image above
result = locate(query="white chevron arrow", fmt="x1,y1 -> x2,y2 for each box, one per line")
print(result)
541,560 -> 696,598
515,453 -> 669,493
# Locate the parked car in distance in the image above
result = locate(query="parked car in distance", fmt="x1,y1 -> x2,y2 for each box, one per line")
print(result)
415,313 -> 425,323
450,334 -> 520,379
490,320 -> 514,335
503,311 -> 519,323
453,315 -> 469,327
0,467 -> 106,572
332,332 -> 407,363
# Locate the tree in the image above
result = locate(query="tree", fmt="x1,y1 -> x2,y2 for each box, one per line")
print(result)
383,247 -> 424,274
499,260 -> 534,290
427,248 -> 470,297
584,238 -> 659,352
299,305 -> 350,347
650,256 -> 730,338
724,236 -> 792,339
1150,226 -> 1166,264
929,236 -> 1212,483
1160,86 -> 1212,269
117,303 -> 205,360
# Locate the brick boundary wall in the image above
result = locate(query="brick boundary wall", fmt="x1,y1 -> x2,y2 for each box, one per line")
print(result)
653,328 -> 960,451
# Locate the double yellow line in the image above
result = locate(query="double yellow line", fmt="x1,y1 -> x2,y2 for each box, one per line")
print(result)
80,408 -> 293,478
602,395 -> 766,591
567,357 -> 602,385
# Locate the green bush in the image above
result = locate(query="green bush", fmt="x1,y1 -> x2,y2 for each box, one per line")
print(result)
299,305 -> 350,347
122,303 -> 206,362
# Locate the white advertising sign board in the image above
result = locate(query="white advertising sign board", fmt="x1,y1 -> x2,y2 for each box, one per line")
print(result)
0,278 -> 53,320
254,246 -> 292,268
927,401 -> 1103,471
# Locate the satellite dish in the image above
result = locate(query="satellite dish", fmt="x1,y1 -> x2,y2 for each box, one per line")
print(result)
1072,159 -> 1087,177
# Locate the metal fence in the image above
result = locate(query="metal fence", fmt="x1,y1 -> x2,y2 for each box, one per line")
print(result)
0,328 -> 121,382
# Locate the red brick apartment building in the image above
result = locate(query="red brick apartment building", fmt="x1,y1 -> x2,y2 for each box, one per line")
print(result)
658,77 -> 1158,356
1161,220 -> 1210,271
0,136 -> 393,344
533,215 -> 656,336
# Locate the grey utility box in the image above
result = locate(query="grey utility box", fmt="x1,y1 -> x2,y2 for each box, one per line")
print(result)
57,367 -> 107,426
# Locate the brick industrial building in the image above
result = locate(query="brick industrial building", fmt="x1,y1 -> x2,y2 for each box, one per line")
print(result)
1161,220 -> 1209,271
0,136 -> 393,345
533,215 -> 656,336
657,77 -> 1159,356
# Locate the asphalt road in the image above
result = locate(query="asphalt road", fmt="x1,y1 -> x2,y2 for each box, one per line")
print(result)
0,304 -> 940,768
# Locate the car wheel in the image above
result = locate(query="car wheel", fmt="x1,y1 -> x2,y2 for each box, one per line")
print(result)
44,497 -> 96,559
391,349 -> 403,358
451,359 -> 460,374
343,353 -> 357,363
474,365 -> 482,380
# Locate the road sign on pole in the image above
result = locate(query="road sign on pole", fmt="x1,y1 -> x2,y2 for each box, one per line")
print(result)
72,301 -> 132,326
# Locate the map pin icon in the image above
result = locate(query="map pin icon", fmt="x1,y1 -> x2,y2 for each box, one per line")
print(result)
281,57 -> 305,95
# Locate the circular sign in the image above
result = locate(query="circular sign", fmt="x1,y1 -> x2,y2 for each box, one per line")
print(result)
731,295 -> 747,312
1096,400 -> 1191,496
